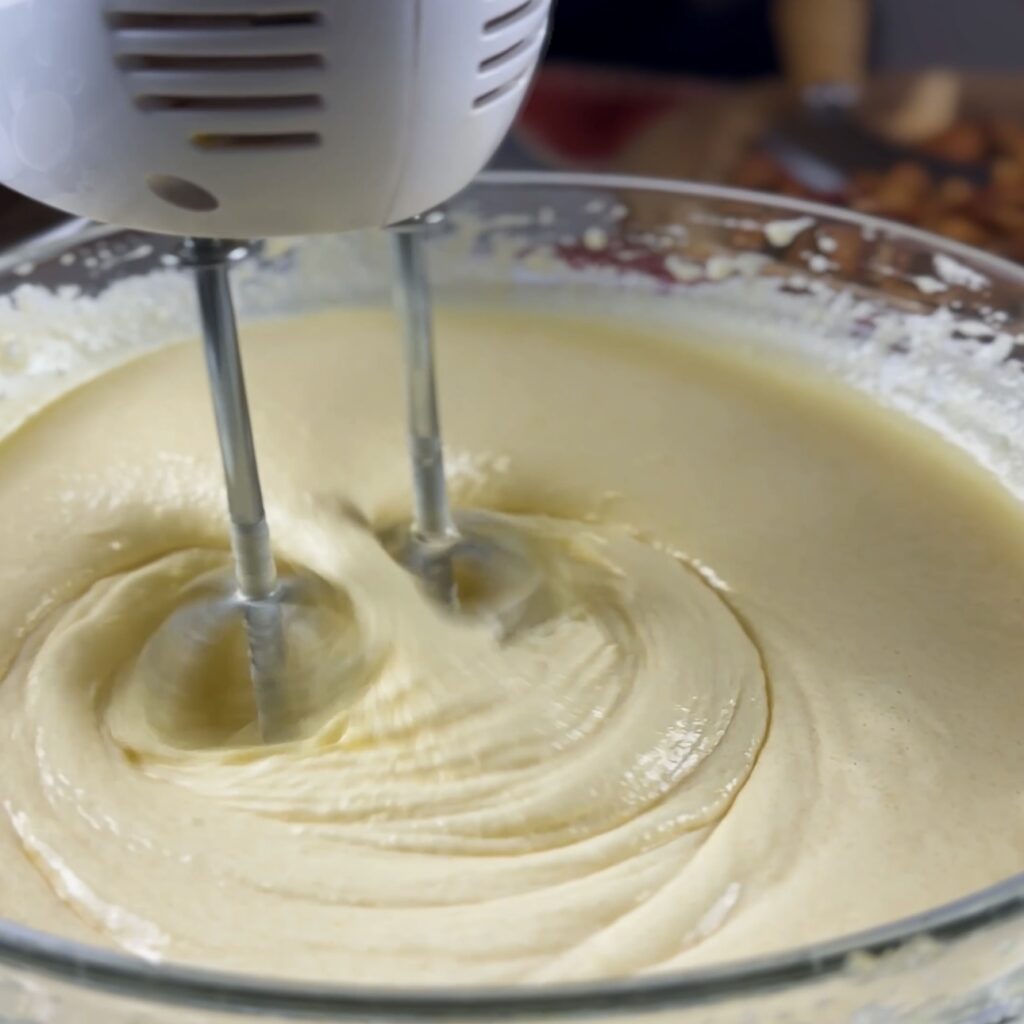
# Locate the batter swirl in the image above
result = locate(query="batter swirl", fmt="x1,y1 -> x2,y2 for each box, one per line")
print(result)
0,308 -> 1022,983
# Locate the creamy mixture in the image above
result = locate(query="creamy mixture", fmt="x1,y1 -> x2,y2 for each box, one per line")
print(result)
0,307 -> 1022,984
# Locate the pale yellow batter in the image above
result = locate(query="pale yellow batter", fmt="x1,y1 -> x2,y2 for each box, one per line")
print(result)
0,307 -> 1022,984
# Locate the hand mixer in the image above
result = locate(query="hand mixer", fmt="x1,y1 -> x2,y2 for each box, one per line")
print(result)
0,0 -> 551,737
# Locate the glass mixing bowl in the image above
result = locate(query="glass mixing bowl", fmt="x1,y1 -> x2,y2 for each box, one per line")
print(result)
0,173 -> 1022,1024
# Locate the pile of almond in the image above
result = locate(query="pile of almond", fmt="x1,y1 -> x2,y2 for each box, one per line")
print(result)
732,117 -> 1024,261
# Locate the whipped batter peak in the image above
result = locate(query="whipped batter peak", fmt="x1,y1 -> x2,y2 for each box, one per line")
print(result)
0,307 -> 1022,984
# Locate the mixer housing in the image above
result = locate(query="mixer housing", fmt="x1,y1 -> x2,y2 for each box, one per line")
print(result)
0,0 -> 551,237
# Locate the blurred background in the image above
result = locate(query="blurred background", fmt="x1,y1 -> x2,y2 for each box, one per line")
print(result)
4,0 -> 1024,259
500,0 -> 1024,260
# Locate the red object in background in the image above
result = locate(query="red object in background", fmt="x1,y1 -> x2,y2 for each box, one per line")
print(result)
518,64 -> 717,164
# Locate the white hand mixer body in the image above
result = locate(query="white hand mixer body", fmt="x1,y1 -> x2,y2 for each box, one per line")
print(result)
0,0 -> 552,739
0,0 -> 550,236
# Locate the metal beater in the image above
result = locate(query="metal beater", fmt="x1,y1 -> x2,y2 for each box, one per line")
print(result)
182,226 -> 458,736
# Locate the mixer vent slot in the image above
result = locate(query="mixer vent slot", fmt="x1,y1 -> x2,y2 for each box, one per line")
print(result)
483,0 -> 542,34
136,93 -> 322,112
107,11 -> 321,31
479,36 -> 532,72
191,131 -> 321,150
118,53 -> 323,73
473,69 -> 530,110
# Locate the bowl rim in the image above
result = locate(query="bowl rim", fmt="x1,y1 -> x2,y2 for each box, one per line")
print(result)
0,169 -> 1021,1019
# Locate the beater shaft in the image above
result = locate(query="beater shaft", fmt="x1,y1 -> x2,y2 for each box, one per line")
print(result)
391,227 -> 458,602
186,238 -> 286,737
